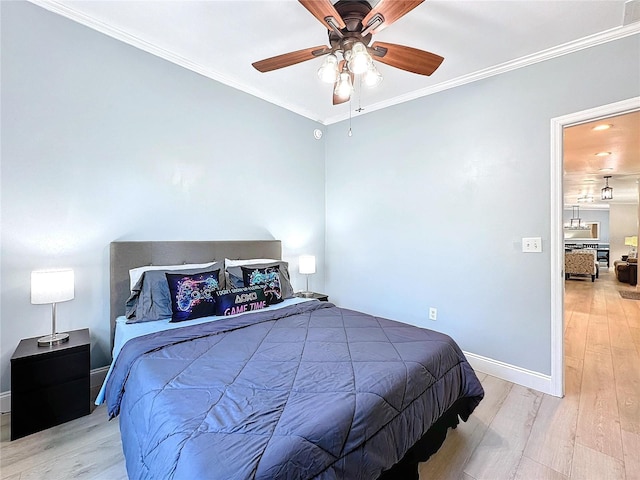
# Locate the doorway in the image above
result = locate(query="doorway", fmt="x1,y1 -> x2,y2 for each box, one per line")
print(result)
550,97 -> 640,396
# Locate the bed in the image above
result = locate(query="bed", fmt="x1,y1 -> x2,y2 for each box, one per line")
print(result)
101,240 -> 484,480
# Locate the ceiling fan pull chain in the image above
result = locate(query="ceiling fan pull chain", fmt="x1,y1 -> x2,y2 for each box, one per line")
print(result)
348,98 -> 353,137
356,76 -> 365,114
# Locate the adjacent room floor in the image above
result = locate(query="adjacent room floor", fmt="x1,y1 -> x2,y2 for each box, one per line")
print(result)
0,269 -> 638,479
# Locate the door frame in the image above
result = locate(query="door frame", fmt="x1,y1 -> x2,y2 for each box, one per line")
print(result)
550,96 -> 640,397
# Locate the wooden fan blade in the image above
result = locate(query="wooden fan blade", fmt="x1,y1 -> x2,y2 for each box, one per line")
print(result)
333,93 -> 349,105
371,41 -> 443,76
252,46 -> 329,73
333,60 -> 352,105
299,0 -> 346,30
362,0 -> 424,34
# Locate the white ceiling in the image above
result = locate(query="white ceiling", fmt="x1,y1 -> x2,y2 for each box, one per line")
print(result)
564,110 -> 640,207
34,0 -> 640,125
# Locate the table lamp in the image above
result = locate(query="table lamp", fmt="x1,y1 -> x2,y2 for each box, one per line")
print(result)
31,269 -> 74,346
298,255 -> 316,298
625,236 -> 638,257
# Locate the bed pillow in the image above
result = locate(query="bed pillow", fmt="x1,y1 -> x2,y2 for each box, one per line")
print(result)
129,261 -> 217,291
166,270 -> 221,323
125,263 -> 224,323
241,266 -> 286,305
224,258 -> 279,268
226,261 -> 294,301
214,286 -> 267,316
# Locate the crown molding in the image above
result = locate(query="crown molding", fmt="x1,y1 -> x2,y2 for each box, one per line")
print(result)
29,1 -> 640,126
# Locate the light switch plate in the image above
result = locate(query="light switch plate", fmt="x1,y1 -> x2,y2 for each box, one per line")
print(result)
522,237 -> 542,253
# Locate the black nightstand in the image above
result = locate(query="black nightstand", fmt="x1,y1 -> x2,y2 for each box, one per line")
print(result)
10,328 -> 90,440
295,292 -> 329,302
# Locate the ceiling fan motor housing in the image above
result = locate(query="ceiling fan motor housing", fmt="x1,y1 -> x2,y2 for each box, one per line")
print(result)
328,1 -> 374,49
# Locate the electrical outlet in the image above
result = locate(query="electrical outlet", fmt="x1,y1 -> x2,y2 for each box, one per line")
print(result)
429,307 -> 437,321
522,237 -> 542,253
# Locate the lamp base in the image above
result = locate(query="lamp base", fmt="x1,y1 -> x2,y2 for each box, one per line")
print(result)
38,332 -> 69,347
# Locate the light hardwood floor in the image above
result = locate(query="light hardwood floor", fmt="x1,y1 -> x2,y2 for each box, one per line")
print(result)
0,269 -> 638,479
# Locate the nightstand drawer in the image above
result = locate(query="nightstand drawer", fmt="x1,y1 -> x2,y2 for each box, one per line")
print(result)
11,377 -> 90,439
11,347 -> 89,392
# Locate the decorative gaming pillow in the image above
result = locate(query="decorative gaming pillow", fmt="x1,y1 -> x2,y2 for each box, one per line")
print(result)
241,266 -> 284,305
225,261 -> 294,300
214,286 -> 267,316
165,270 -> 221,323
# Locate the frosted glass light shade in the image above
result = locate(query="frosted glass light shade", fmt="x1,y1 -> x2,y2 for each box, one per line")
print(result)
31,269 -> 74,304
299,255 -> 316,275
317,54 -> 339,84
347,42 -> 371,74
363,64 -> 383,87
334,72 -> 353,99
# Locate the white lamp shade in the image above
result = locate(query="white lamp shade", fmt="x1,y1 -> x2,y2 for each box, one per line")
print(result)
625,236 -> 638,247
299,255 -> 316,275
31,269 -> 74,304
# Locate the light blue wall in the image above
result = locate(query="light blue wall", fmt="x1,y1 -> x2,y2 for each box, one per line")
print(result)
325,35 -> 640,376
0,2 -> 326,393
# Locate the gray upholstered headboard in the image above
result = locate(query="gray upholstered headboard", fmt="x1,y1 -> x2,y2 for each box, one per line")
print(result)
109,240 -> 282,346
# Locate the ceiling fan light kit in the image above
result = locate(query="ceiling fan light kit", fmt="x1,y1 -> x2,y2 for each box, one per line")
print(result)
252,0 -> 444,105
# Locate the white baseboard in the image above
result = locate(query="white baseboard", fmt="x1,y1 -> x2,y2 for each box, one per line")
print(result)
90,366 -> 109,389
0,366 -> 110,414
463,350 -> 554,396
0,391 -> 10,415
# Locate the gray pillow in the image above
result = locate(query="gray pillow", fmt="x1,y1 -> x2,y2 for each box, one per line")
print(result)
126,263 -> 224,323
226,261 -> 294,299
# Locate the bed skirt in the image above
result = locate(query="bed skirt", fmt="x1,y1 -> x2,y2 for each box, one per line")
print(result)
378,397 -> 472,480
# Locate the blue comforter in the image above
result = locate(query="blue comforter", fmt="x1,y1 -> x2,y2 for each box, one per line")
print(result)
106,301 -> 483,479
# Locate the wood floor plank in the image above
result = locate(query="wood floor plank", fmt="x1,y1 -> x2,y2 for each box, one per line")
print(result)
575,350 -> 624,461
90,460 -> 128,480
604,293 -> 627,326
463,385 -> 542,480
0,475 -> 20,480
620,297 -> 640,329
420,374 -> 511,479
621,429 -> 640,480
588,290 -> 607,318
629,326 -> 640,351
0,408 -> 117,479
611,346 -> 640,435
584,319 -> 611,355
608,317 -> 638,353
17,432 -> 124,480
515,456 -> 568,480
419,415 -> 487,480
523,354 -> 581,476
570,443 -> 625,480
564,312 -> 588,361
467,374 -> 512,426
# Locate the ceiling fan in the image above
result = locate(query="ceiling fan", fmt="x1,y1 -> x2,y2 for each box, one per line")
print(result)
252,0 -> 444,105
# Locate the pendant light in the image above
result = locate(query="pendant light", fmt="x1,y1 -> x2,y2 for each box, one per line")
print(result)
601,175 -> 613,200
569,205 -> 582,228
